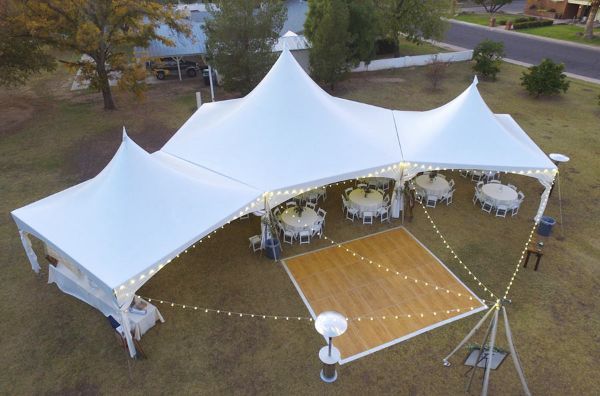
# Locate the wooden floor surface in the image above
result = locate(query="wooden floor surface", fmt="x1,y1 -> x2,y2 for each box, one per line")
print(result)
283,227 -> 486,363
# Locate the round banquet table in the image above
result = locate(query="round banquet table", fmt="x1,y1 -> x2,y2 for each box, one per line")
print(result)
414,175 -> 450,198
281,207 -> 319,232
480,184 -> 518,207
348,189 -> 383,213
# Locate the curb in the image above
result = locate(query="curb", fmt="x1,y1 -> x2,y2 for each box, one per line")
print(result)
448,19 -> 600,52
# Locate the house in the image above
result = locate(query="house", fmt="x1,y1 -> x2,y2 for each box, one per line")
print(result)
525,0 -> 600,21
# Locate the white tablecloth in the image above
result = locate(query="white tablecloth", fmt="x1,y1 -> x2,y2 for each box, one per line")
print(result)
480,184 -> 518,207
128,300 -> 165,341
415,175 -> 450,198
281,207 -> 319,232
348,189 -> 383,213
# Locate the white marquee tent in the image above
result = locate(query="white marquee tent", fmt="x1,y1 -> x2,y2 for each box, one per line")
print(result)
12,49 -> 556,357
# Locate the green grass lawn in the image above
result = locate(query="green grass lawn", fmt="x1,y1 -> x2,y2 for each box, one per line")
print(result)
1,60 -> 599,394
520,24 -> 600,46
453,13 -> 600,46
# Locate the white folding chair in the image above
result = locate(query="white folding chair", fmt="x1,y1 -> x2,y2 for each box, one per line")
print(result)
311,221 -> 323,239
317,208 -> 327,220
248,235 -> 262,253
299,230 -> 311,245
272,207 -> 281,219
471,172 -> 483,182
481,200 -> 494,214
489,180 -> 501,184
377,188 -> 385,196
448,179 -> 455,189
476,181 -> 484,190
426,195 -> 438,208
381,179 -> 390,190
473,187 -> 481,205
383,195 -> 390,206
438,174 -> 447,180
283,230 -> 296,245
344,187 -> 353,199
517,191 -> 525,201
507,184 -> 517,191
346,206 -> 359,222
357,183 -> 367,189
362,211 -> 374,224
306,202 -> 316,210
510,199 -> 523,217
459,170 -> 470,178
496,205 -> 508,218
286,201 -> 297,208
379,206 -> 390,223
442,189 -> 455,206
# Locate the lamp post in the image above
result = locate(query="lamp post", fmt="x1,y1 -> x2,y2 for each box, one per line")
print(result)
314,311 -> 347,383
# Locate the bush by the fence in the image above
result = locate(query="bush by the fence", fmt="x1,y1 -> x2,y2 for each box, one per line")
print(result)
514,16 -> 537,23
498,20 -> 507,25
513,19 -> 553,29
375,38 -> 398,56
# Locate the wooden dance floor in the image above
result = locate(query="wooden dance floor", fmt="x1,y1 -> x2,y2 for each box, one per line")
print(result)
282,227 -> 487,364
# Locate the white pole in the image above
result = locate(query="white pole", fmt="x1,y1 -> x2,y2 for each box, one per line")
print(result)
196,91 -> 202,108
208,64 -> 215,102
481,309 -> 499,396
19,230 -> 41,273
176,56 -> 182,81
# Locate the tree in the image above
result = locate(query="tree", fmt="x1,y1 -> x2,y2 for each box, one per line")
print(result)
305,0 -> 350,90
307,0 -> 378,66
472,39 -> 504,80
17,1 -> 189,110
0,1 -> 55,87
377,0 -> 449,57
473,0 -> 513,14
520,59 -> 570,97
204,0 -> 286,95
584,0 -> 599,40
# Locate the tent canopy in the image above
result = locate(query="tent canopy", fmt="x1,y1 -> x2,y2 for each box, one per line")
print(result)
12,131 -> 261,304
273,31 -> 310,52
393,78 -> 556,178
162,49 -> 402,199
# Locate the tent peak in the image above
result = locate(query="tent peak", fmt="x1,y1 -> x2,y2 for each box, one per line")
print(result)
282,30 -> 298,37
472,75 -> 479,86
122,126 -> 129,142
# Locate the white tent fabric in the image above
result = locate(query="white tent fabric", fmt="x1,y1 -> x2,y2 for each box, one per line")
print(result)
273,31 -> 310,52
12,131 -> 261,307
162,49 -> 403,207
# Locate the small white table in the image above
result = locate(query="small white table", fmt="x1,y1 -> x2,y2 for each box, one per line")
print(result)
348,189 -> 383,213
415,175 -> 450,198
281,207 -> 319,232
128,300 -> 165,341
480,184 -> 518,207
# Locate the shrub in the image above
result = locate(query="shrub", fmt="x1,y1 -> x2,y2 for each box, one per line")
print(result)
514,16 -> 536,23
472,39 -> 505,81
426,55 -> 450,90
513,19 -> 553,29
375,38 -> 398,56
521,59 -> 570,97
498,19 -> 507,25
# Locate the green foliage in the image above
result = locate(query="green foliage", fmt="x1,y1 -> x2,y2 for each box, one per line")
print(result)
377,0 -> 449,56
305,0 -> 351,89
204,0 -> 286,95
472,40 -> 505,80
520,59 -> 570,97
0,1 -> 55,87
473,0 -> 513,14
513,19 -> 553,29
16,0 -> 189,110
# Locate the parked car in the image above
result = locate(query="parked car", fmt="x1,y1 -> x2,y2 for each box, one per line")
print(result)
151,57 -> 204,80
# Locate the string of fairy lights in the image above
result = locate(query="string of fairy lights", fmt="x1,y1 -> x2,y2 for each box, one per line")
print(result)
137,295 -> 480,323
320,235 -> 485,305
417,202 -> 499,301
124,167 -> 556,324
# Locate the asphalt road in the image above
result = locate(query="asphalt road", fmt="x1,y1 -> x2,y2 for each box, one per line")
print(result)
444,20 -> 600,80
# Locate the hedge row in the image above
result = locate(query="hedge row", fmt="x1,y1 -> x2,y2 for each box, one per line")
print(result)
513,19 -> 554,29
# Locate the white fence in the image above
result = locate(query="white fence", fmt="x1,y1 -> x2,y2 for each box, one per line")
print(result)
351,50 -> 473,73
